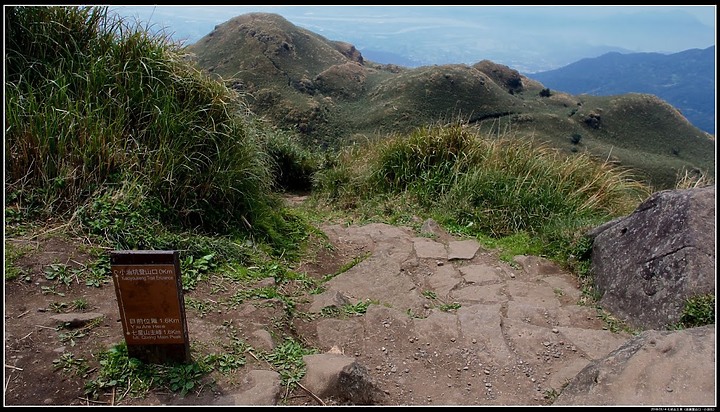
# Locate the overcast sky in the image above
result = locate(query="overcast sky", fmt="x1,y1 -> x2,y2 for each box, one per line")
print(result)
108,5 -> 716,72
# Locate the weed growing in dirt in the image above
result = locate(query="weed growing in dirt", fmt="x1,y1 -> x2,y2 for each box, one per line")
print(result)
184,297 -> 219,318
208,353 -> 247,373
57,317 -> 104,347
41,285 -> 65,296
321,252 -> 371,282
259,337 -> 318,388
678,294 -> 715,328
48,298 -> 88,313
82,256 -> 112,288
83,343 -> 158,401
181,253 -> 216,291
49,301 -> 70,313
422,290 -> 461,312
543,387 -> 560,402
319,299 -> 374,318
53,353 -> 92,377
44,263 -> 75,286
159,363 -> 211,397
595,308 -> 637,335
72,298 -> 90,310
4,241 -> 31,281
58,329 -> 88,347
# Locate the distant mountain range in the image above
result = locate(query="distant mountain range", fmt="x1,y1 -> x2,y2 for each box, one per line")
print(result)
528,47 -> 715,135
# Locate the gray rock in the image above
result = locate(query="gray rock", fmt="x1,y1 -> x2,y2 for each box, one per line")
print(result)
302,353 -> 384,405
49,312 -> 104,328
250,329 -> 275,352
215,369 -> 282,405
458,263 -> 503,285
412,237 -> 447,259
590,186 -> 715,329
447,239 -> 481,260
554,325 -> 716,406
308,290 -> 351,314
420,218 -> 449,240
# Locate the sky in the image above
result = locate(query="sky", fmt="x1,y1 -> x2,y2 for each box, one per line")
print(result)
108,5 -> 716,73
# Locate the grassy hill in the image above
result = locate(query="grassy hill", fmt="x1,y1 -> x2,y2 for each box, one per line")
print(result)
528,47 -> 716,135
184,12 -> 715,191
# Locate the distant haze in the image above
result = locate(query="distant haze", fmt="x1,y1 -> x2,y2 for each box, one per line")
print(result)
109,5 -> 716,73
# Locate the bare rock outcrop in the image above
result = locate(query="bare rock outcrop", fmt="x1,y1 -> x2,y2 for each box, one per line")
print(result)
554,324 -> 716,406
588,185 -> 715,329
332,41 -> 364,64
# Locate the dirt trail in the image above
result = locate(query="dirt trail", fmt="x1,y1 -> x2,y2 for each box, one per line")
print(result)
4,216 -> 634,406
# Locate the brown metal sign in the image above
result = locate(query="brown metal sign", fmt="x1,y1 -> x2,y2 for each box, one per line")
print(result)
111,251 -> 190,364
113,264 -> 185,344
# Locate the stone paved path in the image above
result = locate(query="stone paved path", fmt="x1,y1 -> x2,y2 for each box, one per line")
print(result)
298,222 -> 633,405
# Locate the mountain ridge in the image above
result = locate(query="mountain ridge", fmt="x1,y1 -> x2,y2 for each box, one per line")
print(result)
528,46 -> 715,134
184,12 -> 715,190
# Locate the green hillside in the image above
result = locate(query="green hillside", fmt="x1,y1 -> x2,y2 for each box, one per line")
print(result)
185,12 -> 715,191
529,47 -> 716,135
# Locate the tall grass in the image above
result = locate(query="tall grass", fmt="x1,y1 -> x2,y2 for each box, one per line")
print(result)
5,6 -> 297,245
314,122 -> 652,264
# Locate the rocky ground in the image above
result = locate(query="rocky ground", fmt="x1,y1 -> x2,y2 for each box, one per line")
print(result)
4,209 -> 713,406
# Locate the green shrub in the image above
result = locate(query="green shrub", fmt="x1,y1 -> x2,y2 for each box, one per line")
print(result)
5,5 -> 305,247
313,121 -> 650,269
259,127 -> 322,192
679,294 -> 715,328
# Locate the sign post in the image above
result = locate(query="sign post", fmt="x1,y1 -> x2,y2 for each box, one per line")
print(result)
110,250 -> 190,364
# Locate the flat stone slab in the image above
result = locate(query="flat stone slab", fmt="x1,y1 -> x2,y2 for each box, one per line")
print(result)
315,318 -> 365,350
412,237 -> 447,259
451,284 -> 505,304
447,239 -> 480,260
556,327 -> 632,360
457,303 -> 513,363
425,264 -> 461,299
458,263 -> 504,284
325,255 -> 426,313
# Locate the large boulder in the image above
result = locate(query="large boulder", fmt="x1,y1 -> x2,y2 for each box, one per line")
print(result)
588,185 -> 715,329
554,325 -> 716,406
